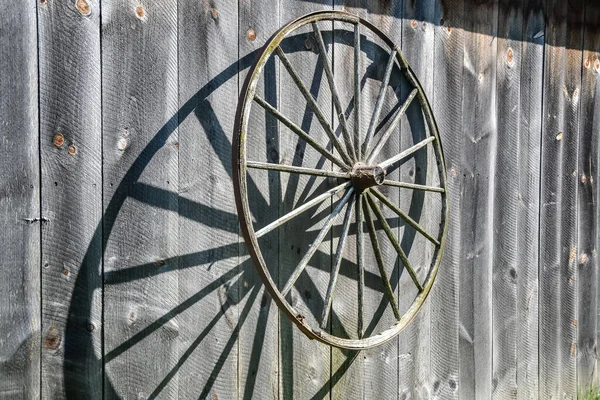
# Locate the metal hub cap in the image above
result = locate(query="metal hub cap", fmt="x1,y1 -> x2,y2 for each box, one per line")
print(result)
351,163 -> 385,193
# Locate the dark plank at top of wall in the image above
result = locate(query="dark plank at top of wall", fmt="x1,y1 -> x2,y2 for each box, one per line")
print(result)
177,0 -> 239,399
400,0 -> 436,397
539,0 -> 585,397
37,0 -> 102,397
430,0 -> 464,397
515,2 -> 544,398
101,1 -> 179,398
0,1 -> 40,398
577,0 -> 600,392
458,1 -> 497,398
238,0 -> 280,398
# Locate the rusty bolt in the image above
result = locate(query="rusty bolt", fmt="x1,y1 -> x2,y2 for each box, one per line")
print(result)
40,0 -> 47,4
247,28 -> 256,41
135,5 -> 145,19
44,262 -> 49,269
210,7 -> 218,21
447,25 -> 452,33
411,20 -> 417,29
68,144 -> 77,155
556,132 -> 563,141
581,173 -> 587,184
76,0 -> 91,16
53,133 -> 65,148
86,322 -> 95,332
580,253 -> 588,264
506,48 -> 513,64
585,58 -> 591,69
62,268 -> 69,276
572,319 -> 577,326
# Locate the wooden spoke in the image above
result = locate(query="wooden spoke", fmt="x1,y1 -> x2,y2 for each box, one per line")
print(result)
311,22 -> 357,161
363,196 -> 401,320
365,193 -> 423,292
275,46 -> 354,166
247,161 -> 350,179
370,188 -> 440,246
281,188 -> 355,297
254,95 -> 348,169
377,136 -> 435,170
353,23 -> 362,160
356,193 -> 365,338
366,88 -> 418,164
362,48 -> 397,156
321,196 -> 356,329
381,179 -> 445,193
255,181 -> 351,238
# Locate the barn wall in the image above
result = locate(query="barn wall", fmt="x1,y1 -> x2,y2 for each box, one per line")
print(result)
1,0 -> 600,399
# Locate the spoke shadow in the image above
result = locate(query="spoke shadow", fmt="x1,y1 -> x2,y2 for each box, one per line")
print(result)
64,28 -> 434,400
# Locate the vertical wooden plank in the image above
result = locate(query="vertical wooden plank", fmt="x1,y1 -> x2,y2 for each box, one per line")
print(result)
37,0 -> 102,396
539,0 -> 584,397
277,1 -> 333,399
516,2 -> 544,399
492,2 -> 522,399
177,0 -> 238,399
0,1 -> 40,398
330,3 -> 402,400
577,1 -> 600,392
458,2 -> 498,398
400,1 -> 436,398
430,0 -> 464,398
101,0 -> 179,398
238,1 -> 280,399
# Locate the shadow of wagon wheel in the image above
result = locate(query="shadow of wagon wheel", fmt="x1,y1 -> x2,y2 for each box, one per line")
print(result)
63,31 -> 429,399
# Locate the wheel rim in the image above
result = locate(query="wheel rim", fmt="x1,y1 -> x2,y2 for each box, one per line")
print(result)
233,10 -> 448,350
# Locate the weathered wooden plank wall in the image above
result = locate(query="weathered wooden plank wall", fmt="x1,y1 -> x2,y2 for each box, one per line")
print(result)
0,1 -> 40,398
2,0 -> 600,399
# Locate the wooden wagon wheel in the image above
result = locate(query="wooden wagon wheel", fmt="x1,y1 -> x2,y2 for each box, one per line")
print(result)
233,10 -> 448,350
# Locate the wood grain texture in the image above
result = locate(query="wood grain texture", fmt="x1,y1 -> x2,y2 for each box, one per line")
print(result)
577,0 -> 600,392
0,1 -> 40,398
177,0 -> 239,399
400,1 -> 436,397
456,1 -> 498,399
430,0 -> 464,398
539,0 -> 584,397
37,0 -> 103,397
515,3 -> 544,398
238,1 -> 280,399
276,2 -> 334,399
101,1 -> 179,398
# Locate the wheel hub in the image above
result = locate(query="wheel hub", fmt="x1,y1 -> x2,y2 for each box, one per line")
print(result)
350,163 -> 385,192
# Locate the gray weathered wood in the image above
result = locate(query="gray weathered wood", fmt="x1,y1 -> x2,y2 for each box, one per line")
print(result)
457,1 -> 498,399
0,1 -> 40,398
399,1 -> 436,397
539,0 -> 584,397
514,3 -> 545,399
430,1 -> 465,398
577,1 -> 600,392
37,0 -> 103,397
177,0 -> 239,399
101,1 -> 179,398
238,1 -> 281,398
277,2 -> 334,399
493,4 -> 523,398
